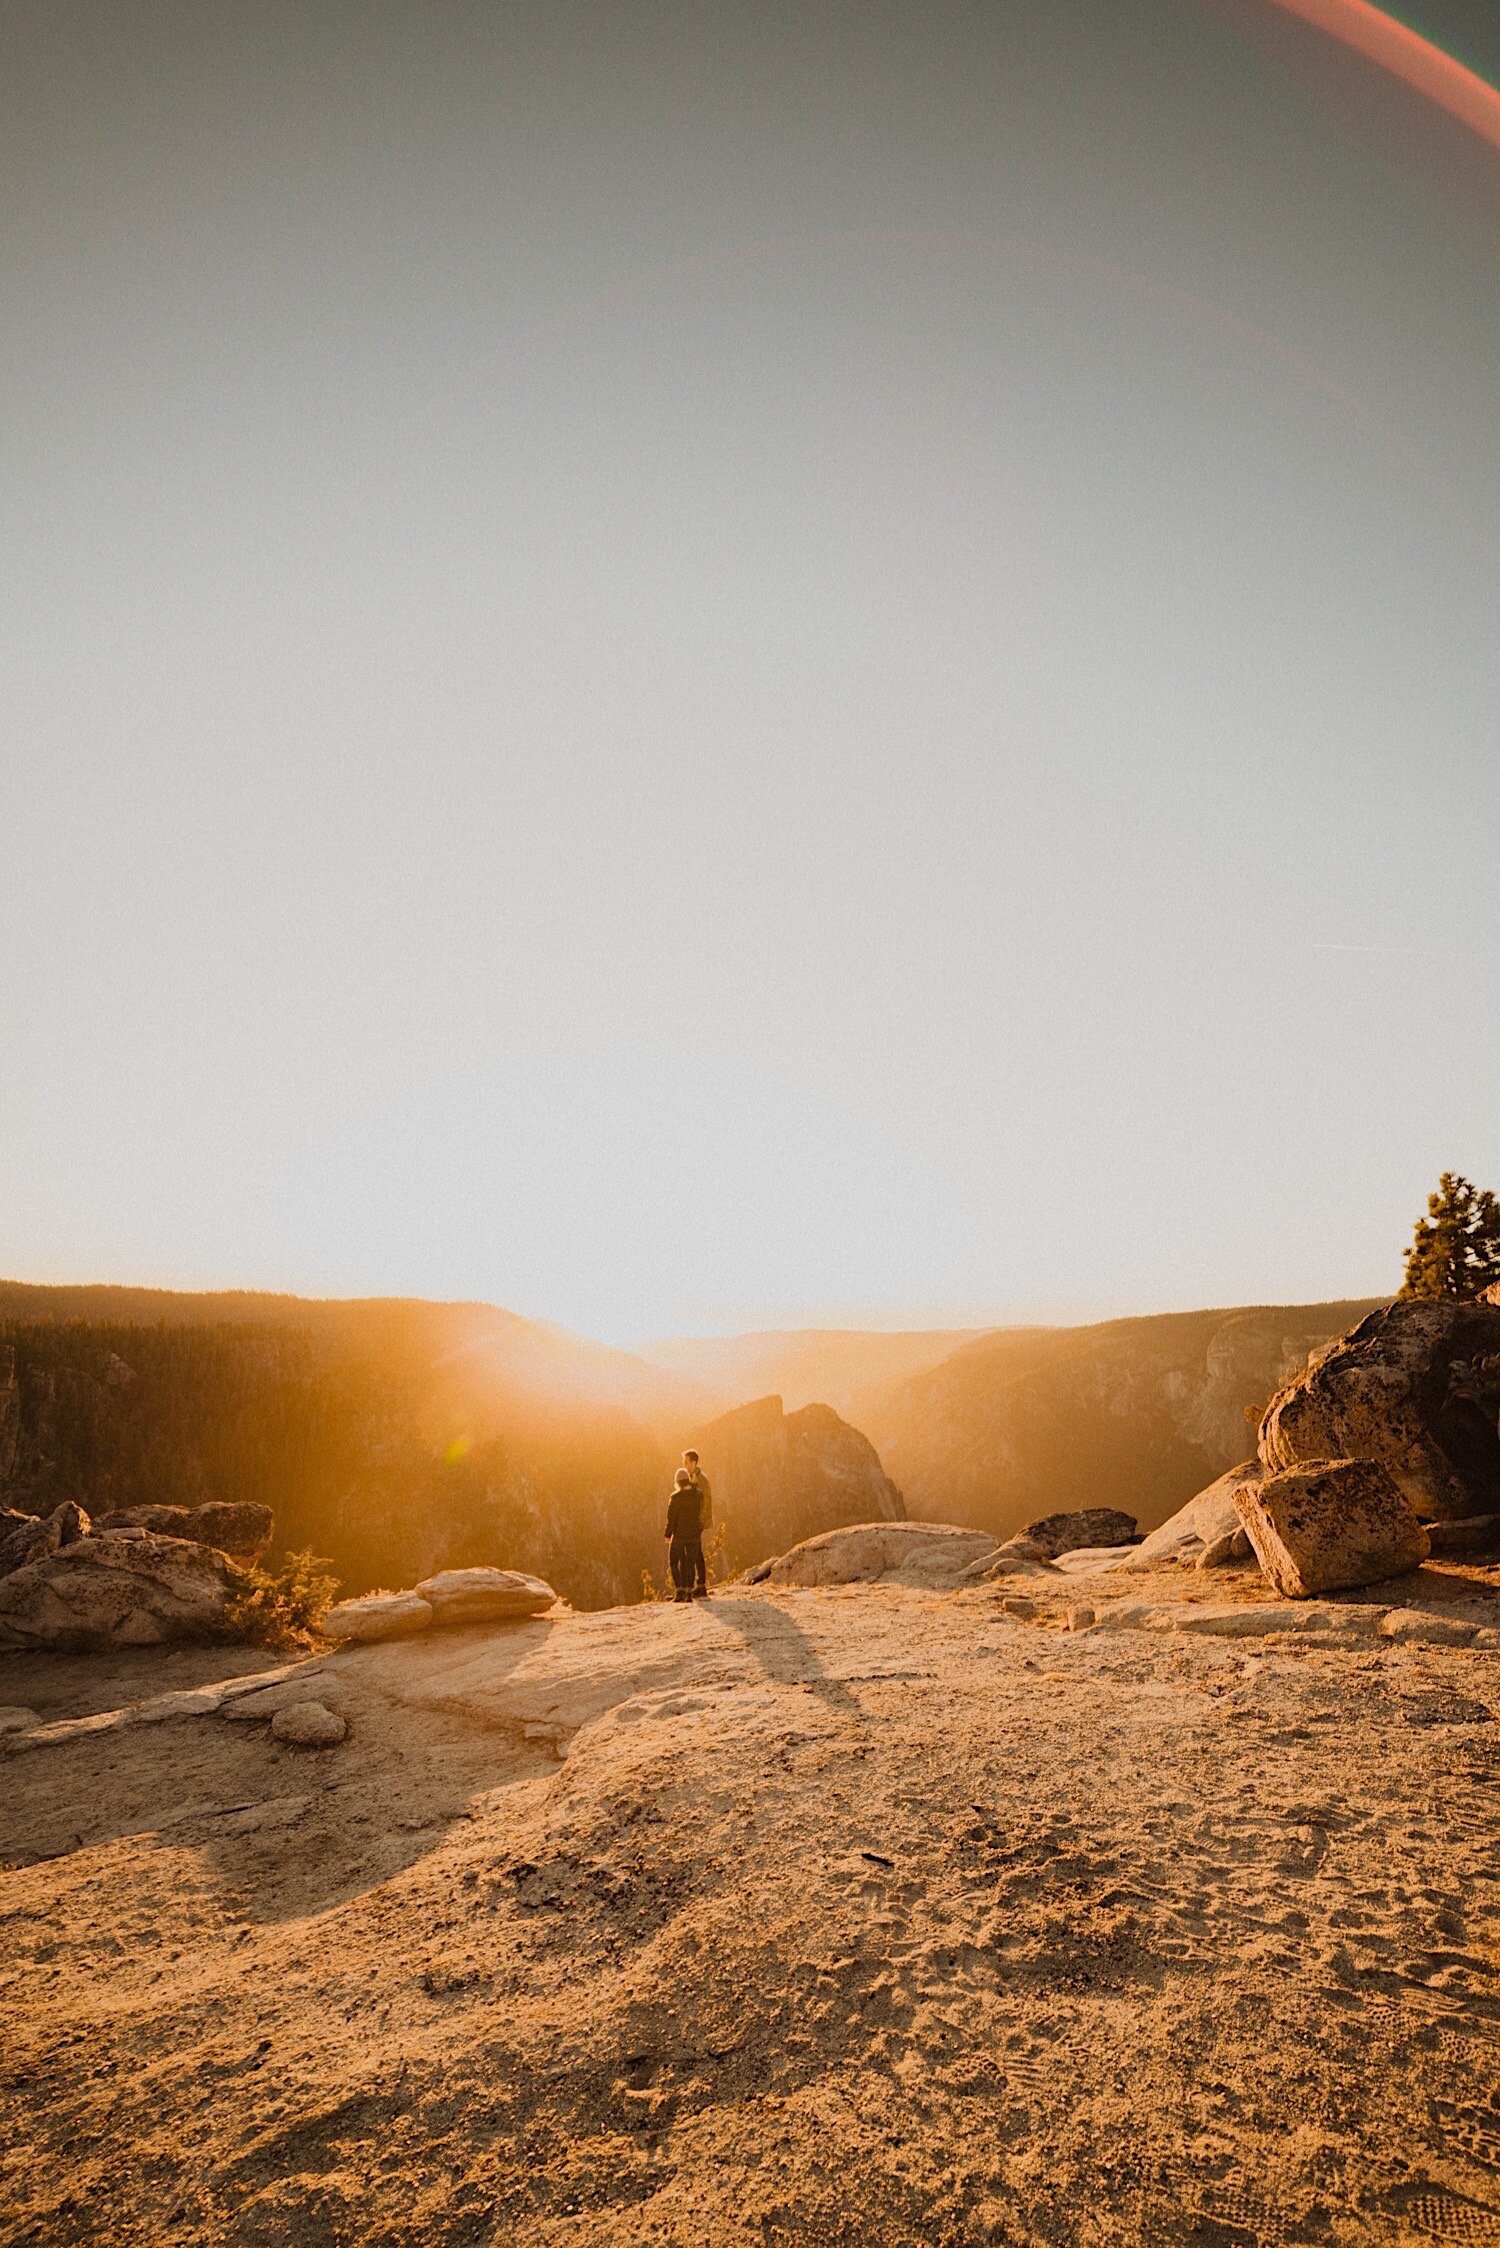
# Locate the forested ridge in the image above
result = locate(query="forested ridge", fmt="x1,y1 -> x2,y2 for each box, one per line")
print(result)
0,1312 -> 669,1609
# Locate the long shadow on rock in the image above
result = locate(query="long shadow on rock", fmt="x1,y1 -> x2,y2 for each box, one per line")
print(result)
0,1620 -> 567,1926
705,1593 -> 864,1717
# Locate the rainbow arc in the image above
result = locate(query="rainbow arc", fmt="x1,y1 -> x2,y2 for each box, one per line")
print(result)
1258,0 -> 1500,153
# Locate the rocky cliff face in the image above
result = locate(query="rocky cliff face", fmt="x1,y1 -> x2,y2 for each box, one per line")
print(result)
686,1394 -> 905,1574
853,1301 -> 1385,1545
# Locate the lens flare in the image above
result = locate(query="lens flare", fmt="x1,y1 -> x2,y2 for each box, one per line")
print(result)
1258,0 -> 1500,153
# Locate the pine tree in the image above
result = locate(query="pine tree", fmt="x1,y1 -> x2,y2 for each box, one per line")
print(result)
1399,1173 -> 1500,1302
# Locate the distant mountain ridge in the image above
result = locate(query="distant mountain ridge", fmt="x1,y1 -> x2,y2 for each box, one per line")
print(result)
0,1281 -> 721,1441
848,1299 -> 1389,1545
639,1327 -> 992,1418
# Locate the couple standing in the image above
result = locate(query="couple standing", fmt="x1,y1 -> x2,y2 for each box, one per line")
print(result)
664,1449 -> 713,1603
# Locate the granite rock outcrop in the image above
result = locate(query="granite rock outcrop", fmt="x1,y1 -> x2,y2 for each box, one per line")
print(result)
1258,1299 -> 1500,1522
0,1532 -> 239,1651
689,1395 -> 905,1575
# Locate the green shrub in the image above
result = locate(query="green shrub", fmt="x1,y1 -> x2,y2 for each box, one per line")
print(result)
220,1547 -> 340,1648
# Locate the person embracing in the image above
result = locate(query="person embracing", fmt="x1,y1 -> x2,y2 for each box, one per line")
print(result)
665,1448 -> 712,1601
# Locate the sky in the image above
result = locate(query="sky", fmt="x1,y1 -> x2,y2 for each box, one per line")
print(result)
3,0 -> 1498,1344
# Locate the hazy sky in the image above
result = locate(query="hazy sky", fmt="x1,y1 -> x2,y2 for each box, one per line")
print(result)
4,0 -> 1498,1343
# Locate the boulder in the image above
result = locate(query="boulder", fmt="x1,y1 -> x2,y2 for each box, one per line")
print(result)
94,1501 -> 273,1560
1259,1299 -> 1500,1521
414,1568 -> 558,1626
1122,1463 -> 1264,1569
1234,1458 -> 1430,1599
323,1590 -> 435,1645
685,1395 -> 905,1560
755,1521 -> 999,1590
271,1700 -> 346,1747
1020,1508 -> 1138,1557
0,1501 -> 90,1578
0,1533 -> 238,1651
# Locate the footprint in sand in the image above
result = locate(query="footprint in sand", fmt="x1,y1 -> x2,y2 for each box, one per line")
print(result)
1386,2187 -> 1500,2242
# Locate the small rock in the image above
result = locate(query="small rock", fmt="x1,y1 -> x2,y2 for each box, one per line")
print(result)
270,1701 -> 346,1747
1067,1606 -> 1095,1631
972,1543 -> 1058,1581
754,1525 -> 1003,1591
1124,1465 -> 1263,1570
1053,1545 -> 1142,1573
0,1706 -> 39,1735
1377,1608 -> 1478,1647
998,1597 -> 1037,1620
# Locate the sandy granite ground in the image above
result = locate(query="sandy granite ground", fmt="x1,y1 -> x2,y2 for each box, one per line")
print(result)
5,1567 -> 1500,2246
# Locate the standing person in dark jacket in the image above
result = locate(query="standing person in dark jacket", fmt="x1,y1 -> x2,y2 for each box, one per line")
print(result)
681,1450 -> 712,1596
665,1468 -> 706,1603
682,1450 -> 712,1533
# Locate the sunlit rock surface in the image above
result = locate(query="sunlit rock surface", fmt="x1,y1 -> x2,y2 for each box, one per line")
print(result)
1259,1298 -> 1500,1521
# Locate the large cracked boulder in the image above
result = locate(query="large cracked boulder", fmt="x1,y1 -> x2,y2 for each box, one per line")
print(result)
750,1521 -> 999,1590
1259,1299 -> 1500,1522
0,1533 -> 238,1651
0,1501 -> 90,1578
1234,1457 -> 1430,1598
93,1501 -> 273,1561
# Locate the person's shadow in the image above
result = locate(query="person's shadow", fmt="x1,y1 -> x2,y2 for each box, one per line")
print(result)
703,1592 -> 863,1718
